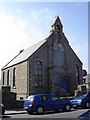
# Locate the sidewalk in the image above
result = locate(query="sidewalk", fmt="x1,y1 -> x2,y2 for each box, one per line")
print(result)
5,108 -> 27,115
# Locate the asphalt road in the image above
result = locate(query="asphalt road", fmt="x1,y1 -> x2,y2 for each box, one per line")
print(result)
1,108 -> 90,119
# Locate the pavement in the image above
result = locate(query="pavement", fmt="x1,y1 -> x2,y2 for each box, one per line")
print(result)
5,108 -> 26,114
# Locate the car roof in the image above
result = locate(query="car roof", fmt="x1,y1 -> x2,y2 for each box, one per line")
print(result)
30,94 -> 55,97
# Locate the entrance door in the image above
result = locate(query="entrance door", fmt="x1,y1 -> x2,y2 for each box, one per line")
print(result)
61,79 -> 69,92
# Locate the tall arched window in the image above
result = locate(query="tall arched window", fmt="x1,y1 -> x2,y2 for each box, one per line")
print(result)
7,70 -> 10,85
35,60 -> 43,87
54,43 -> 64,67
3,72 -> 5,85
75,65 -> 80,85
13,68 -> 16,87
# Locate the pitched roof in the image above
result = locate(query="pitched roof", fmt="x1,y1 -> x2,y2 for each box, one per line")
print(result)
3,39 -> 47,69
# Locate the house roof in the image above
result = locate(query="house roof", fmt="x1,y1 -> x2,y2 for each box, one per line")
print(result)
3,39 -> 47,69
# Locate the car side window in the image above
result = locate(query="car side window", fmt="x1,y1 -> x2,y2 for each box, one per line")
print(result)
51,96 -> 60,101
40,96 -> 50,101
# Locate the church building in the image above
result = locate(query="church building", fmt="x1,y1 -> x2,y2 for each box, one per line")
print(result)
1,16 -> 83,100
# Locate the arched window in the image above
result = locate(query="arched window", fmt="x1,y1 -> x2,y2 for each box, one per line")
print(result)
3,72 -> 5,85
54,43 -> 64,67
56,25 -> 60,32
75,65 -> 80,85
7,70 -> 10,85
13,68 -> 16,87
35,60 -> 43,87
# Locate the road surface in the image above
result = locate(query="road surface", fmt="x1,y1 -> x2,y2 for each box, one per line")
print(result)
1,108 -> 90,119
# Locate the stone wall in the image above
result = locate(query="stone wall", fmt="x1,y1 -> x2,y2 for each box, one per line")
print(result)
28,41 -> 49,95
2,86 -> 24,109
27,28 -> 83,96
1,61 -> 28,100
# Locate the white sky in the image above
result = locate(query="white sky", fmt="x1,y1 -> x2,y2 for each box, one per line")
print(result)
0,2 -> 88,79
0,0 -> 89,2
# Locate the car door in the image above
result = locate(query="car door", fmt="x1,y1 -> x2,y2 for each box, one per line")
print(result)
40,95 -> 53,111
50,96 -> 63,110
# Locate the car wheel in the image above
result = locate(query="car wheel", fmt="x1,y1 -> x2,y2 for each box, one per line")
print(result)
64,104 -> 71,111
36,106 -> 44,114
85,102 -> 90,108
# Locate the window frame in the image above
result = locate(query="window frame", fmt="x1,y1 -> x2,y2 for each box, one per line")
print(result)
53,43 -> 65,67
13,68 -> 16,88
34,60 -> 43,87
7,70 -> 10,86
75,65 -> 80,85
3,72 -> 5,85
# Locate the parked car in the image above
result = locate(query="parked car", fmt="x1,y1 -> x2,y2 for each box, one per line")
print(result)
70,90 -> 90,109
0,103 -> 5,115
24,94 -> 72,114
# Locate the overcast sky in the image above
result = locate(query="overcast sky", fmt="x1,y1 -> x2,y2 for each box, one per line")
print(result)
0,2 -> 88,78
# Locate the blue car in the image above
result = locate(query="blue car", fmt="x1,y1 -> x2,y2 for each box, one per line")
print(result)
24,94 -> 72,114
70,91 -> 90,109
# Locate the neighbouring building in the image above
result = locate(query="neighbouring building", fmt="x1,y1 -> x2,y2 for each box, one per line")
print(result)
88,74 -> 90,89
1,16 -> 84,100
83,74 -> 90,90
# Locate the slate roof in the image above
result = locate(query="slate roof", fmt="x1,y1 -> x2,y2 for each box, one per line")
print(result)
3,39 -> 47,69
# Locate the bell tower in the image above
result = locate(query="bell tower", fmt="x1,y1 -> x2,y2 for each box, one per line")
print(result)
51,16 -> 63,33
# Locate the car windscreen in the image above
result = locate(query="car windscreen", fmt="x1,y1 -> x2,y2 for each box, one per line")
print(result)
26,95 -> 34,101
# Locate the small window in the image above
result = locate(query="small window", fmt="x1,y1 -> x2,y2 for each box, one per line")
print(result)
56,25 -> 60,32
7,70 -> 10,85
54,75 -> 59,85
13,68 -> 16,87
20,97 -> 23,100
3,72 -> 5,85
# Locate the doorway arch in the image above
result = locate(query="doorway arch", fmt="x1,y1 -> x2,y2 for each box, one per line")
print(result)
61,79 -> 69,92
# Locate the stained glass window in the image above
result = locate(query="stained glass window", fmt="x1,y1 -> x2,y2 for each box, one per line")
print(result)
35,60 -> 43,87
54,43 -> 64,67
